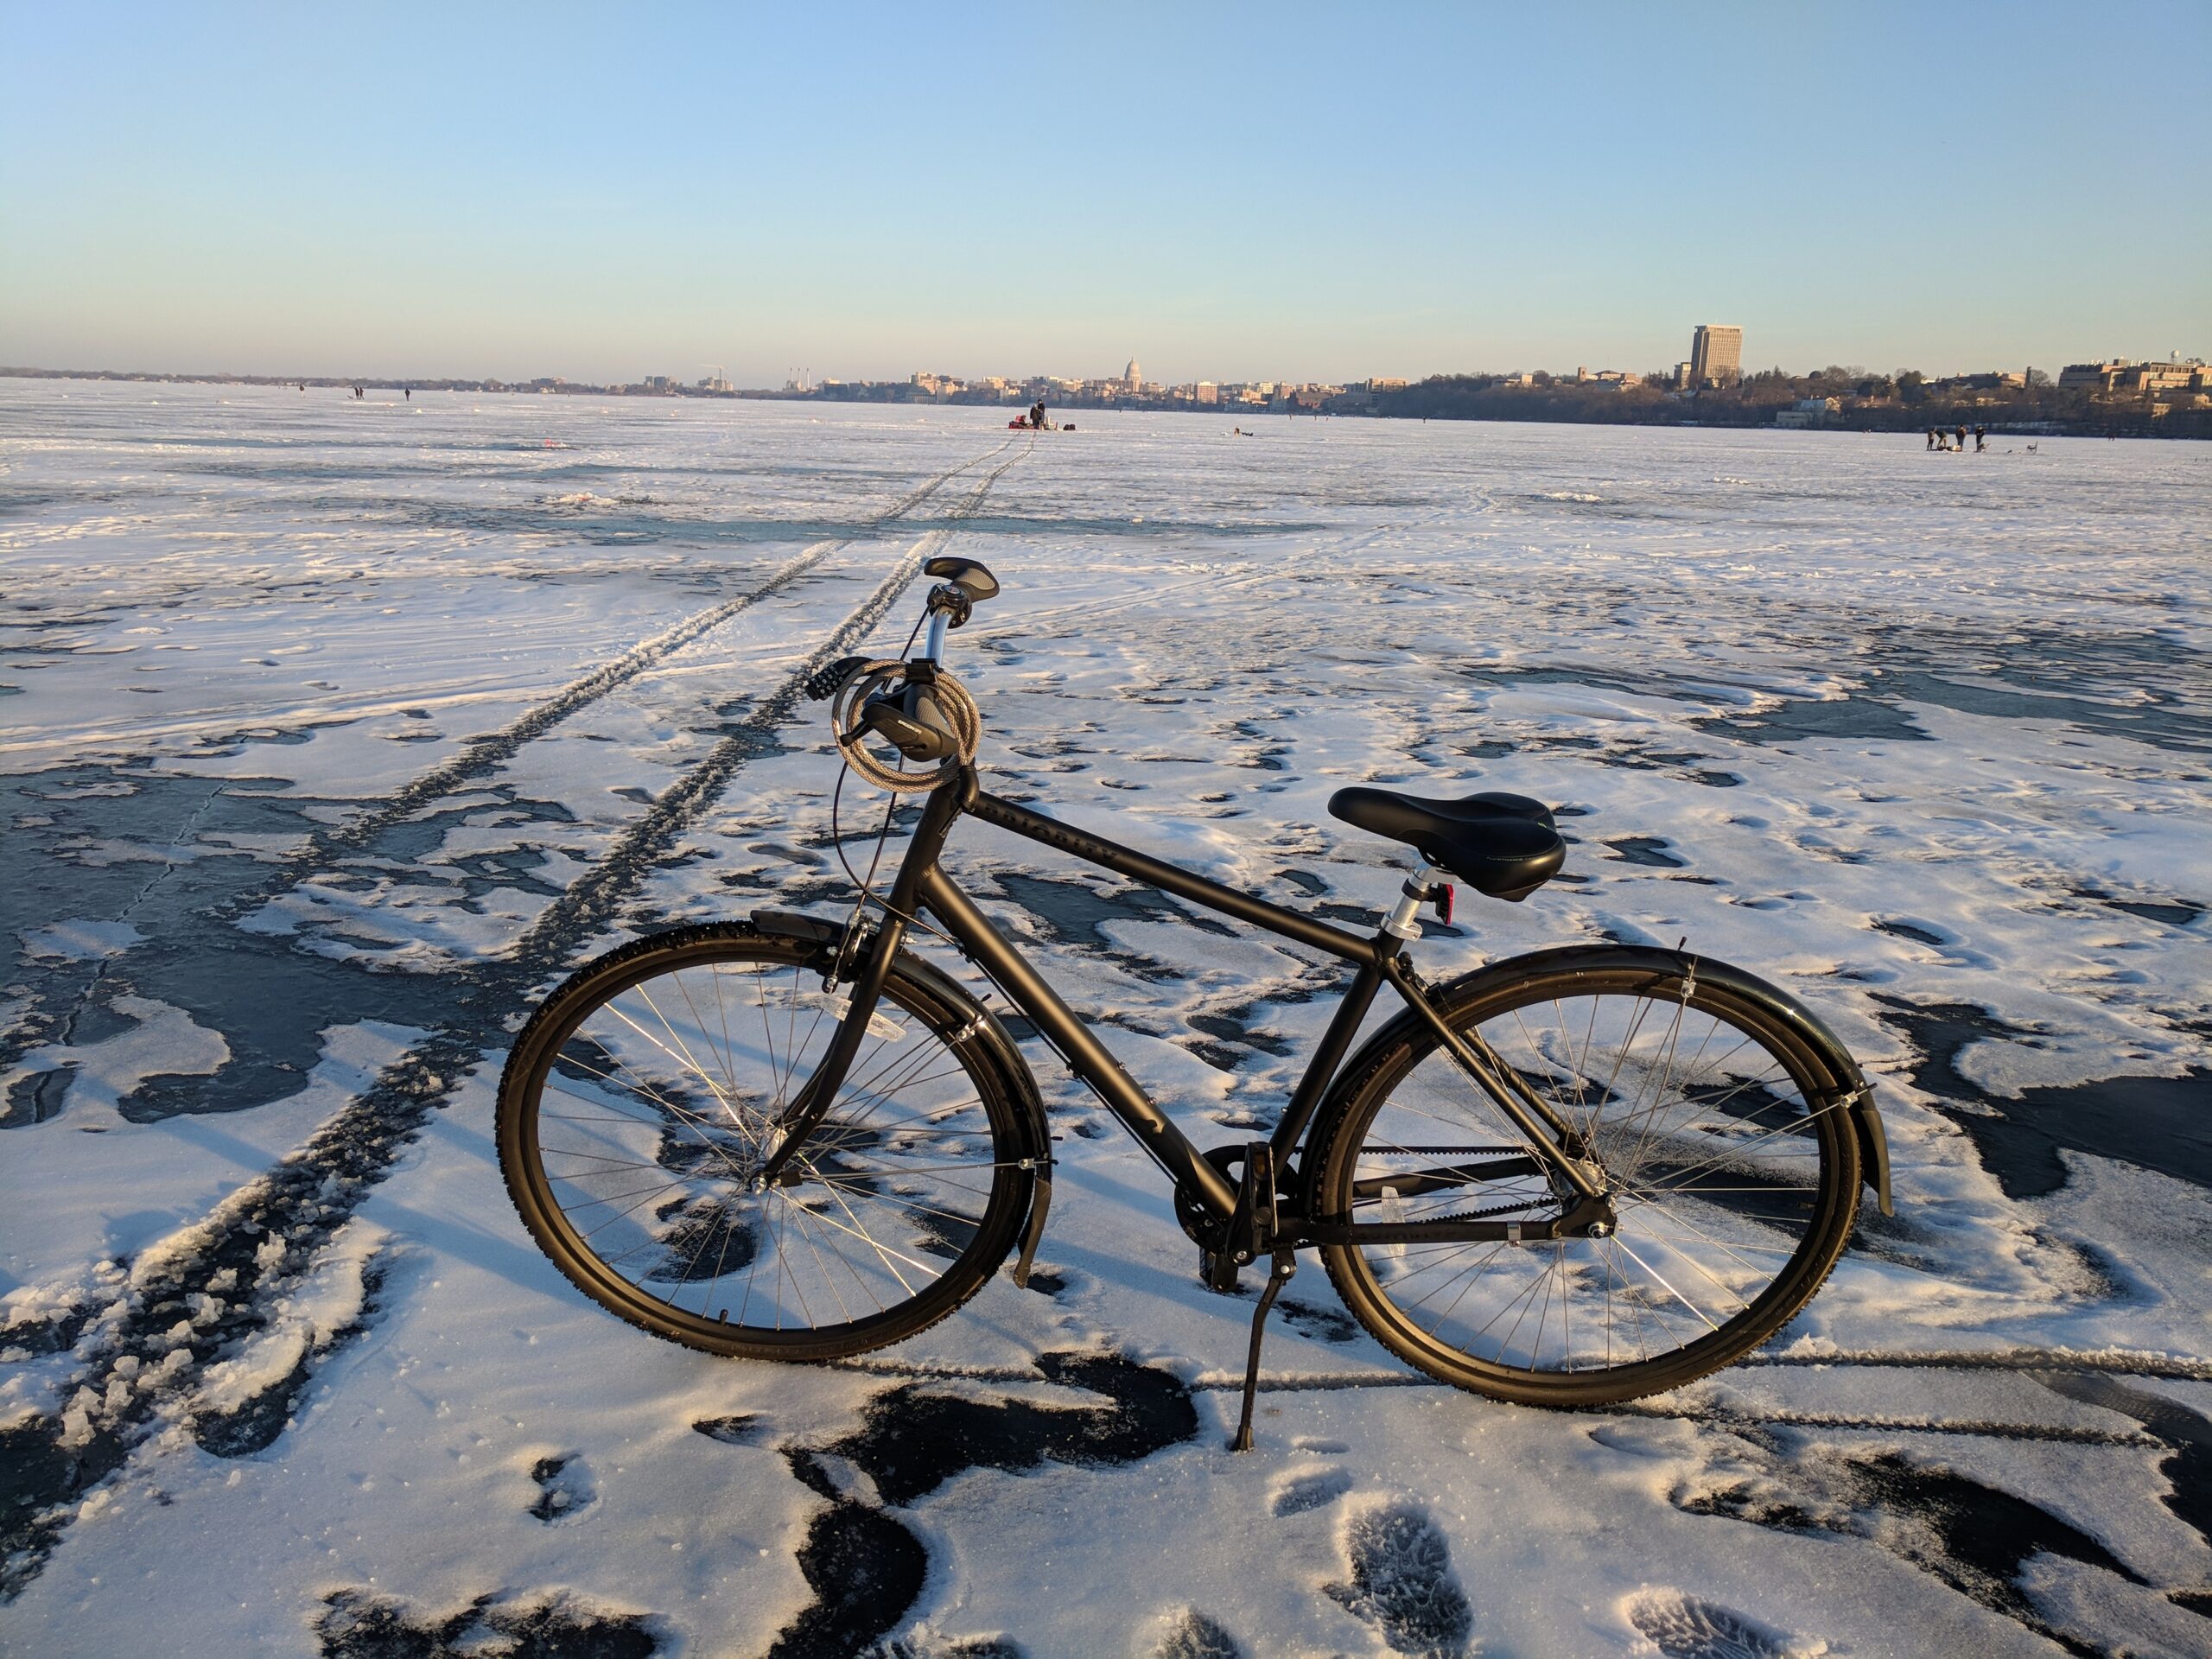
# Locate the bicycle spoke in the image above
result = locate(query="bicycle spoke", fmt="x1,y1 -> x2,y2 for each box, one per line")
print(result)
1333,976 -> 1853,1389
516,942 -> 1018,1344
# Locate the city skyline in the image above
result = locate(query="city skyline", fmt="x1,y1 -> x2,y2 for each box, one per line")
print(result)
3,4 -> 2207,385
16,324 -> 2204,404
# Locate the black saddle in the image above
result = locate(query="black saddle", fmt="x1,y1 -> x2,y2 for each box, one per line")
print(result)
1327,787 -> 1566,902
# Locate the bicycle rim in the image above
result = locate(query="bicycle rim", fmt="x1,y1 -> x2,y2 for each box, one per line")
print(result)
501,930 -> 1028,1357
1319,969 -> 1859,1402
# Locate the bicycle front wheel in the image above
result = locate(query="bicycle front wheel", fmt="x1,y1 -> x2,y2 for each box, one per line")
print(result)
498,922 -> 1034,1360
1313,954 -> 1862,1405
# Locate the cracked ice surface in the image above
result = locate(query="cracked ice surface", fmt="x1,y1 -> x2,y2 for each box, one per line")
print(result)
1,380 -> 2209,1657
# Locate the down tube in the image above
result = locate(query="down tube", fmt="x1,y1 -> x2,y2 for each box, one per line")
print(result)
918,868 -> 1242,1220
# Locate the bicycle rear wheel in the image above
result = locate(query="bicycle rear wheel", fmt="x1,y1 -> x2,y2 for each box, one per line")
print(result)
1313,954 -> 1861,1405
498,922 -> 1034,1360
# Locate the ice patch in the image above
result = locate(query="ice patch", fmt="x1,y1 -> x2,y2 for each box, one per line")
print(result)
3,995 -> 229,1130
17,918 -> 143,961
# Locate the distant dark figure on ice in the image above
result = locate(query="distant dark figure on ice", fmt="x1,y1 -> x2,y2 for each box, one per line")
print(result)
1974,423 -> 1986,452
1955,423 -> 1967,452
1927,427 -> 1939,450
1029,399 -> 1048,429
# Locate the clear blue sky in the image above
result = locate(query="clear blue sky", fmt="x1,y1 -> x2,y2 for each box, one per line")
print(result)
3,3 -> 2206,385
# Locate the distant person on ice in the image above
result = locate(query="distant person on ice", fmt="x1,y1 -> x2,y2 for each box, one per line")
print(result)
1974,423 -> 1986,452
1029,399 -> 1048,429
1955,423 -> 1967,453
1927,427 -> 1938,451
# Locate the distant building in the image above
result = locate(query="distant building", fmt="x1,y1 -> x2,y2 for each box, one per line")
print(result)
1674,362 -> 1693,390
1774,397 -> 1840,428
1690,325 -> 1743,386
1367,377 -> 1408,392
2060,360 -> 2122,391
1195,382 -> 1218,404
1125,359 -> 1141,391
2060,358 -> 2209,394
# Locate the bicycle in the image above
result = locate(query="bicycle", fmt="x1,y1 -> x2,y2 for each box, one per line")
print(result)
497,557 -> 1892,1450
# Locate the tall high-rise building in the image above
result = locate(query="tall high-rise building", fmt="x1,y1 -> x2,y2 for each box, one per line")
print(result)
1125,359 -> 1141,391
1690,325 -> 1743,386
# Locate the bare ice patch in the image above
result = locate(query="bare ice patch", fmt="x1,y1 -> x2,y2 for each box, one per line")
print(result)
2,994 -> 228,1131
16,918 -> 143,961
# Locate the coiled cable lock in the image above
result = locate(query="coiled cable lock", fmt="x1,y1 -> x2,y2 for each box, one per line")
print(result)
809,656 -> 980,791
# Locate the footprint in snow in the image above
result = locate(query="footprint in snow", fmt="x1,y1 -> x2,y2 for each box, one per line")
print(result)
691,1414 -> 764,1446
1624,1589 -> 1812,1658
315,1587 -> 654,1658
527,1452 -> 596,1523
1324,1500 -> 1474,1659
1271,1467 -> 1353,1516
1275,1297 -> 1362,1344
1151,1606 -> 1245,1659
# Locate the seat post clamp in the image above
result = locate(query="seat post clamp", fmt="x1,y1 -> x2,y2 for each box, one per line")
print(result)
1381,862 -> 1442,941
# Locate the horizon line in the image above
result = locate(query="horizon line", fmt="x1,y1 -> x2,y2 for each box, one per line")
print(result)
10,348 -> 2196,393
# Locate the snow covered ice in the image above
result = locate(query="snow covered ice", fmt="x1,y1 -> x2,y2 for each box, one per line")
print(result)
2,379 -> 2209,1656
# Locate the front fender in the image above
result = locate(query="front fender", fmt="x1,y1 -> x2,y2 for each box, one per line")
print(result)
749,908 -> 1052,1163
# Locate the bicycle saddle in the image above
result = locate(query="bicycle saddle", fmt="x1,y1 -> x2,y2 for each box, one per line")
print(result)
1327,787 -> 1567,901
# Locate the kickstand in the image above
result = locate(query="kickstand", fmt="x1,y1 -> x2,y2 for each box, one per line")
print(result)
1230,1248 -> 1298,1452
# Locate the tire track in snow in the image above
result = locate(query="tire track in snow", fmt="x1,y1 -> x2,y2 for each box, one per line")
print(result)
0,447 -> 998,763
0,439 -> 1034,1599
823,1350 -> 2201,1450
278,441 -> 1010,871
0,447 -> 1005,1125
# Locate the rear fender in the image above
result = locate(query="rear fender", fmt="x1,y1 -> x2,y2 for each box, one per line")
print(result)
1303,943 -> 1891,1217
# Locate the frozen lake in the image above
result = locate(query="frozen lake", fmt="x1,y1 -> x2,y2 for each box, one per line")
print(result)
2,380 -> 2209,1656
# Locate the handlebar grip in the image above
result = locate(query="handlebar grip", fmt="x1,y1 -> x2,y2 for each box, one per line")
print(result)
804,655 -> 873,702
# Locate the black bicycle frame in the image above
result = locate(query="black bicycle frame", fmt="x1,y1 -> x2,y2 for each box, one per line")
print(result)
762,767 -> 1605,1231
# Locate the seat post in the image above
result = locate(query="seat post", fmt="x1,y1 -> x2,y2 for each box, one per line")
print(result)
1380,861 -> 1445,942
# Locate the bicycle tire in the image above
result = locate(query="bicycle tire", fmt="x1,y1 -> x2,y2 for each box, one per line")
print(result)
498,921 -> 1034,1361
1312,952 -> 1862,1405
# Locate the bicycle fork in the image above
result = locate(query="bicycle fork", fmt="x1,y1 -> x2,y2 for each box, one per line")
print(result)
750,908 -> 910,1190
751,784 -> 969,1191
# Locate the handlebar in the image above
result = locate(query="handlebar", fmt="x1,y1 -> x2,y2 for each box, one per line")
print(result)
802,556 -> 997,709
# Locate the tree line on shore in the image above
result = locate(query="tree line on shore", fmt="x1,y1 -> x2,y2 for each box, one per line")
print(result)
5,363 -> 2205,439
1373,366 -> 2210,439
